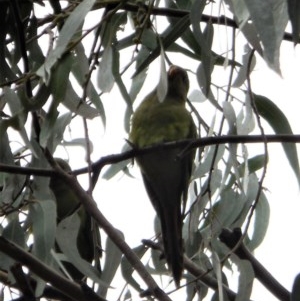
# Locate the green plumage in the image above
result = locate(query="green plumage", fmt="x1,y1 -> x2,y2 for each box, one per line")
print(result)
129,66 -> 196,286
49,159 -> 96,280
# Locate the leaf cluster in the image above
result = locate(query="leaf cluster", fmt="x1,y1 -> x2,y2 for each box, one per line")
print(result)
0,0 -> 299,301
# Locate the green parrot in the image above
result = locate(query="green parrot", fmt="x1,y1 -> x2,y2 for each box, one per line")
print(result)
129,65 -> 197,286
49,159 -> 101,280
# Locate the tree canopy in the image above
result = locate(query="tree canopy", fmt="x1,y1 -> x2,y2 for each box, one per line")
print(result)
0,0 -> 300,300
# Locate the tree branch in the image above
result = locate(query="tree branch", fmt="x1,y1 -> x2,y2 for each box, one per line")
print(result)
49,164 -> 172,301
219,228 -> 290,301
0,134 -> 299,178
0,237 -> 106,301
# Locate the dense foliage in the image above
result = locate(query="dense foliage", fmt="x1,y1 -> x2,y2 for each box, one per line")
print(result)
0,0 -> 299,300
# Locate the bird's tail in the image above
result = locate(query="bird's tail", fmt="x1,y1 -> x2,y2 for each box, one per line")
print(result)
160,204 -> 183,287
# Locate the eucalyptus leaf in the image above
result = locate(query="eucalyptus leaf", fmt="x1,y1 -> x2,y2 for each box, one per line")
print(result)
0,124 -> 26,205
49,113 -> 73,152
36,0 -> 96,82
212,251 -> 224,301
56,214 -> 103,283
236,94 -> 255,135
235,260 -> 254,301
102,143 -> 132,180
98,231 -> 124,298
62,83 -> 100,119
254,94 -> 300,186
0,217 -> 26,271
244,0 -> 288,72
132,14 -> 191,77
73,44 -> 106,126
97,46 -> 114,93
225,0 -> 263,55
3,88 -> 37,156
30,200 -> 57,261
246,192 -> 270,251
156,47 -> 168,103
49,53 -> 73,106
193,144 -> 225,179
233,45 -> 257,88
225,155 -> 266,189
121,244 -> 147,292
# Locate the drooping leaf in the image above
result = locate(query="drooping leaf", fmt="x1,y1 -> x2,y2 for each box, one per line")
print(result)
193,144 -> 225,179
233,45 -> 257,88
62,83 -> 100,119
235,259 -> 255,301
121,244 -> 147,292
254,94 -> 300,186
30,200 -> 57,262
3,87 -> 37,157
132,14 -> 191,77
97,46 -> 114,93
245,192 -> 270,251
49,54 -> 73,105
156,46 -> 168,103
44,112 -> 72,153
225,0 -> 263,55
0,122 -> 26,205
236,94 -> 255,135
201,190 -> 245,238
0,217 -> 26,271
225,154 -> 267,189
56,214 -> 103,283
36,0 -> 96,82
73,44 -> 106,126
212,251 -> 224,301
244,0 -> 288,73
97,231 -> 124,298
102,143 -> 132,180
40,55 -> 73,148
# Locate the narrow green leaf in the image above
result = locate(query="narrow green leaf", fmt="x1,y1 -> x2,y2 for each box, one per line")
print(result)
132,14 -> 191,77
225,0 -> 263,55
212,252 -> 224,301
237,94 -> 255,135
3,88 -> 37,156
236,260 -> 254,301
97,231 -> 124,298
225,154 -> 267,189
0,217 -> 26,270
244,0 -> 288,72
73,44 -> 106,126
62,83 -> 100,119
193,144 -> 225,178
36,0 -> 96,82
49,54 -> 73,106
246,192 -> 270,251
102,160 -> 131,180
97,46 -> 114,93
233,45 -> 257,88
190,0 -> 210,57
201,190 -> 245,236
40,55 -> 73,148
156,45 -> 168,103
121,244 -> 147,292
30,200 -> 57,261
254,94 -> 300,186
56,214 -> 103,283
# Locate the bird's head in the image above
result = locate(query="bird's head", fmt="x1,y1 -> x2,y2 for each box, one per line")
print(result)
166,65 -> 189,104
